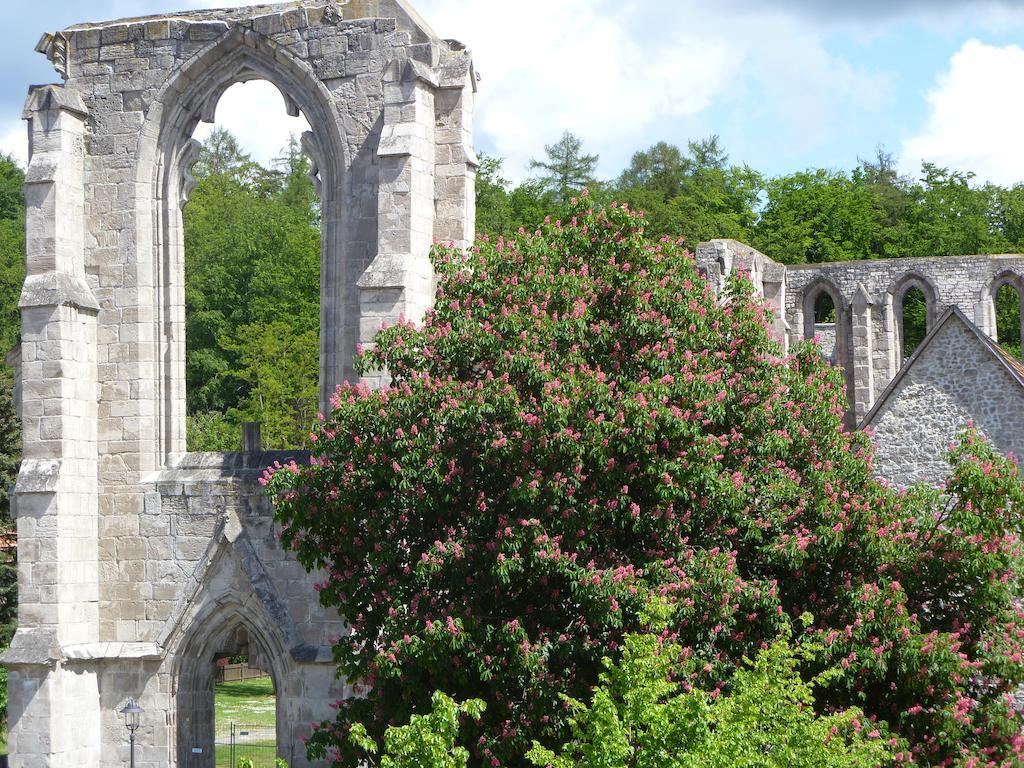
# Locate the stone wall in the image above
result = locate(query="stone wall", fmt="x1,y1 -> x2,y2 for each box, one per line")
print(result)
865,311 -> 1024,487
698,240 -> 1024,429
4,2 -> 476,766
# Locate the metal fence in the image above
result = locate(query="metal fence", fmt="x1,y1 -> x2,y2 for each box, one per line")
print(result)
215,723 -> 277,768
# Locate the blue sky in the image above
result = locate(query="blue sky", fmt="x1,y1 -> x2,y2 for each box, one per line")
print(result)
5,0 -> 1024,186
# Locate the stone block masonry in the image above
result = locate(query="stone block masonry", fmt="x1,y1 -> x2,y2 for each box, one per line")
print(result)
696,240 -> 1024,433
3,2 -> 476,766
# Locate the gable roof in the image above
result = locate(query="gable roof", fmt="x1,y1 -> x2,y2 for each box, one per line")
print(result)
859,306 -> 1024,430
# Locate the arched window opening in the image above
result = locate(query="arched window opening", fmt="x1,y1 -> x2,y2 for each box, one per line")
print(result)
995,282 -> 1023,359
814,292 -> 836,323
900,286 -> 928,359
811,291 -> 838,363
185,80 -> 320,451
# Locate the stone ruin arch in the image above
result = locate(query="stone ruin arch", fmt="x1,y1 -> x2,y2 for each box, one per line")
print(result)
799,278 -> 855,424
982,269 -> 1024,350
2,2 -> 476,766
889,271 -> 939,360
171,596 -> 292,768
139,23 -> 354,463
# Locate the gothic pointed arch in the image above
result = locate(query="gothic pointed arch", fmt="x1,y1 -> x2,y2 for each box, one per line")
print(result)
170,592 -> 294,768
988,270 -> 1024,354
799,277 -> 855,419
800,278 -> 846,342
133,23 -> 351,466
890,272 -> 939,360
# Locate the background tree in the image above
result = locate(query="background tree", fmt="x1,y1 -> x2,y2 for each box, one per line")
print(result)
529,131 -> 598,201
475,154 -> 554,238
854,147 -> 913,258
183,128 -> 321,449
753,168 -> 885,264
899,163 -> 1004,257
0,370 -> 19,732
617,141 -> 688,199
269,199 -> 1024,768
0,156 -> 25,358
614,137 -> 762,246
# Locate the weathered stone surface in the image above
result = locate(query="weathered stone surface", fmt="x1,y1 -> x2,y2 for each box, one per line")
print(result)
697,240 -> 1024,435
864,308 -> 1024,487
6,2 -> 475,766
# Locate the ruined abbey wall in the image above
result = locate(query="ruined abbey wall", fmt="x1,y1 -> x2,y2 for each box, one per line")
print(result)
4,2 -> 476,766
697,241 -> 1024,422
7,1 -> 1024,765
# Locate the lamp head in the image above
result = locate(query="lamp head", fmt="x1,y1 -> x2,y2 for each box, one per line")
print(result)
119,698 -> 143,733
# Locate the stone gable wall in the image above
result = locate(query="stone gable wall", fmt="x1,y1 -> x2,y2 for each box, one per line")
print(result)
867,316 -> 1024,487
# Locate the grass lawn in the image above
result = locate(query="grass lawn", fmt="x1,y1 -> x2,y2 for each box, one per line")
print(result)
215,676 -> 276,731
215,676 -> 277,767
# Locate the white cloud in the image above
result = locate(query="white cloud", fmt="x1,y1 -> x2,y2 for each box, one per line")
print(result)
415,0 -> 893,181
900,40 -> 1024,185
192,80 -> 310,168
0,120 -> 27,167
415,0 -> 738,180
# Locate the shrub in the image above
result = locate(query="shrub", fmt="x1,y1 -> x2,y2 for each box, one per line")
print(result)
268,196 -> 1024,766
349,691 -> 484,768
528,616 -> 897,768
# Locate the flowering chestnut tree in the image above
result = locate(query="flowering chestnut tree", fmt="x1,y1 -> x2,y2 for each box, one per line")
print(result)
268,196 -> 1024,767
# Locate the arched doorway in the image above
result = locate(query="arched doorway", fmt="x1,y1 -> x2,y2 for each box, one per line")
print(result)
174,603 -> 290,768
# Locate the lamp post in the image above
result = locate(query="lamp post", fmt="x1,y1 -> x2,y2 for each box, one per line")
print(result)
119,698 -> 143,768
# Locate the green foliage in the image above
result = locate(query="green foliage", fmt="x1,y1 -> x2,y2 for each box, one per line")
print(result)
529,131 -> 599,202
615,137 -> 762,247
903,164 -> 1001,258
226,322 -> 319,449
0,155 -> 24,359
475,154 -> 556,238
269,198 -> 1024,767
0,371 -> 17,632
528,621 -> 896,768
754,168 -> 884,264
0,368 -> 19,732
0,154 -> 20,738
183,128 -> 320,449
995,283 -> 1022,358
751,155 -> 1021,265
349,692 -> 485,768
900,287 -> 928,359
186,410 -> 241,452
472,135 -> 1024,268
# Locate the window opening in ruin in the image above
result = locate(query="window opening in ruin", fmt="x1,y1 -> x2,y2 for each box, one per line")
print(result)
813,292 -> 836,323
214,653 -> 277,767
184,80 -> 321,451
900,286 -> 928,359
811,291 -> 838,363
995,283 -> 1023,359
